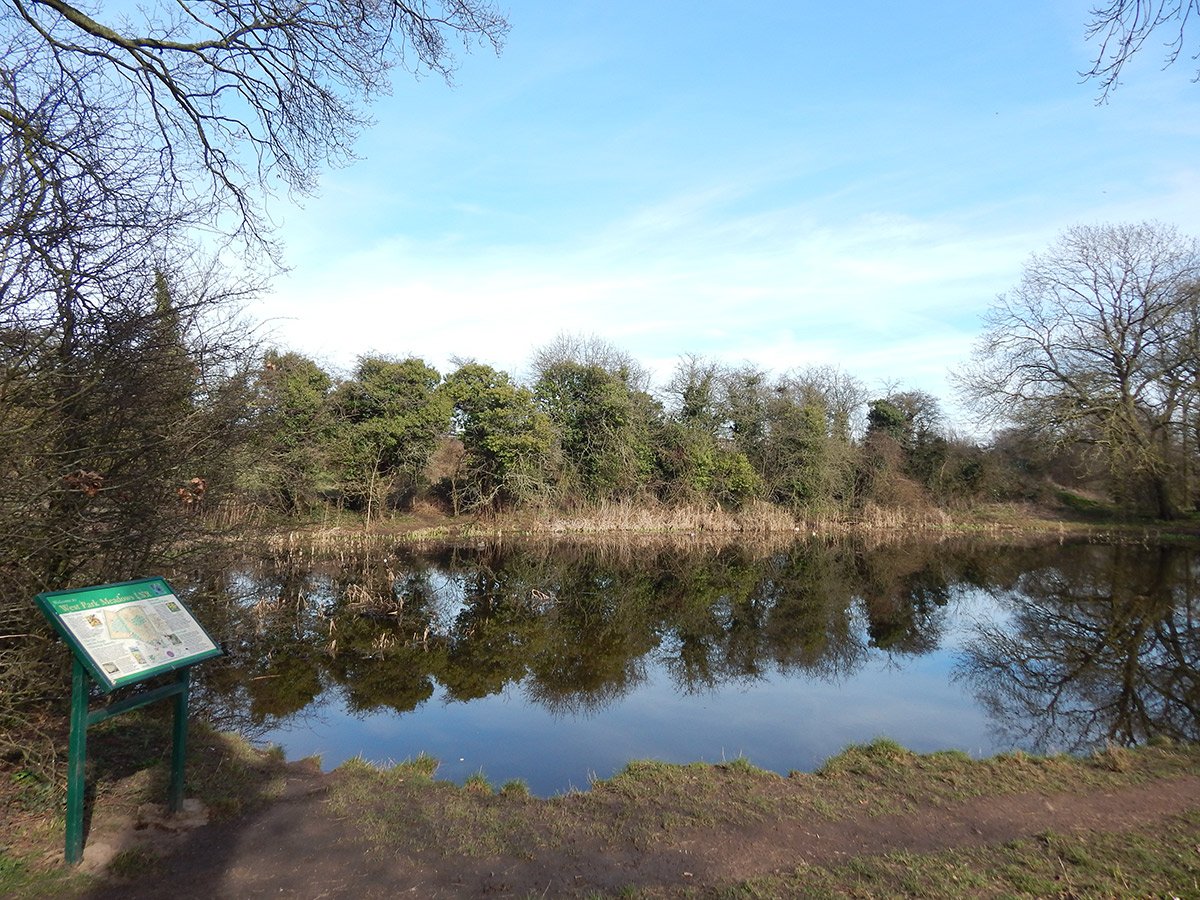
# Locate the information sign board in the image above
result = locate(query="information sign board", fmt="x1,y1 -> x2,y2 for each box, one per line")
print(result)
35,577 -> 221,692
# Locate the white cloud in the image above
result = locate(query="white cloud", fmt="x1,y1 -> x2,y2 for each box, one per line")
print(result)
259,192 -> 1038,403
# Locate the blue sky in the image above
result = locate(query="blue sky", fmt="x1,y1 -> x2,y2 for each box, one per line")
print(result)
256,1 -> 1200,420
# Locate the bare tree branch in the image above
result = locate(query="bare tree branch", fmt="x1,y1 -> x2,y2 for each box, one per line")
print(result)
1085,0 -> 1200,100
0,0 -> 508,250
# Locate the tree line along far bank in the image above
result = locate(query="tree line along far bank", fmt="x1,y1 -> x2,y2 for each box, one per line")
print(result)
237,223 -> 1198,525
6,222 -> 1198,575
15,223 -> 1197,546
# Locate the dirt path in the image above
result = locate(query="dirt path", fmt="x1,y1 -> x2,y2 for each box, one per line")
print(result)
672,776 -> 1200,881
78,766 -> 1200,898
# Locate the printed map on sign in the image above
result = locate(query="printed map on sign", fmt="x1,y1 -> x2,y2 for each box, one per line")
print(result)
106,606 -> 162,642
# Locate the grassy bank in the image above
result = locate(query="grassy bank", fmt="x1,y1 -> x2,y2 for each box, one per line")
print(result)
4,720 -> 1198,897
323,739 -> 1200,896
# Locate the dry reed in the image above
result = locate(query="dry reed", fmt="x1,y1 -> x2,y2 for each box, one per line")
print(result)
253,498 -> 1125,561
523,499 -> 799,535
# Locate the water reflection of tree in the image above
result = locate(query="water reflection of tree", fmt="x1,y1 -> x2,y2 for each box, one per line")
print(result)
194,536 -> 1041,730
523,560 -> 658,714
184,561 -> 330,737
854,542 -> 958,655
441,593 -> 540,702
959,544 -> 1200,751
745,548 -> 865,680
192,549 -> 448,727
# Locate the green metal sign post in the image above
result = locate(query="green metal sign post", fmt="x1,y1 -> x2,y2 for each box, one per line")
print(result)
35,578 -> 221,865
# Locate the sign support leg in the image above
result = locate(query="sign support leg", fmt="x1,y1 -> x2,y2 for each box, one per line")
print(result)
65,659 -> 89,865
168,668 -> 190,813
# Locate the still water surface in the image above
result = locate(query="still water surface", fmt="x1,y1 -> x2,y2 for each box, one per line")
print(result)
190,537 -> 1199,795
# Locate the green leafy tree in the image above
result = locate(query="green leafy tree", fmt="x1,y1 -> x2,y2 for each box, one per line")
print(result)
720,366 -> 863,514
867,390 -> 941,448
655,421 -> 762,507
331,357 -> 451,521
665,354 -> 723,435
244,351 -> 334,514
763,397 -> 836,508
532,340 -> 659,503
859,391 -> 943,511
720,364 -> 772,469
658,356 -> 761,506
864,389 -> 955,500
867,399 -> 911,443
441,363 -> 556,513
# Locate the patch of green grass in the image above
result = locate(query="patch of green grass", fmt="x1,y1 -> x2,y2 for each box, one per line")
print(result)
0,848 -> 89,898
605,759 -> 690,786
463,771 -> 492,795
0,850 -> 26,883
582,756 -> 800,847
805,736 -> 1200,819
719,754 -> 774,777
1091,743 -> 1133,772
300,741 -> 1200,895
403,525 -> 457,540
595,760 -> 719,806
736,809 -> 1200,898
499,778 -> 530,798
329,753 -> 545,858
334,754 -> 377,777
927,748 -> 971,764
8,768 -> 58,814
1056,488 -> 1115,518
397,752 -> 440,781
817,738 -> 915,777
183,725 -> 290,819
106,845 -> 163,878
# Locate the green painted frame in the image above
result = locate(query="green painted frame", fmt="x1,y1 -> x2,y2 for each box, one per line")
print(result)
34,578 -> 222,864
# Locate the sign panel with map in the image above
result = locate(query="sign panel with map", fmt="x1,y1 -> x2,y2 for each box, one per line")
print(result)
35,577 -> 222,691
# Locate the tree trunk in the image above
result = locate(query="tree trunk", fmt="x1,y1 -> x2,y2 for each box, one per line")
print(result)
1150,472 -> 1180,520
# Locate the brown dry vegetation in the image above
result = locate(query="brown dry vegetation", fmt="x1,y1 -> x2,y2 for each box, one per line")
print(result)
255,498 -> 1193,557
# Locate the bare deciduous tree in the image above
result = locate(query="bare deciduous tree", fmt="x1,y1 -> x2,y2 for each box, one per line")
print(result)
957,222 -> 1200,518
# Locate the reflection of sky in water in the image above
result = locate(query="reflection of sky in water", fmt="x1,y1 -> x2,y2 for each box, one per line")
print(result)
261,588 -> 1008,796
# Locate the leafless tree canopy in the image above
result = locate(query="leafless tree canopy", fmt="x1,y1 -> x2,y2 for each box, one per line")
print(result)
1086,0 -> 1200,98
531,333 -> 651,393
0,0 -> 508,248
957,222 -> 1200,517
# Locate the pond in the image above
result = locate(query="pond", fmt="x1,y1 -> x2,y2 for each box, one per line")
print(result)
186,536 -> 1200,796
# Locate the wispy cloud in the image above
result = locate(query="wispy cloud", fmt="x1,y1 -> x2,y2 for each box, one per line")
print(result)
261,185 -> 1040,398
